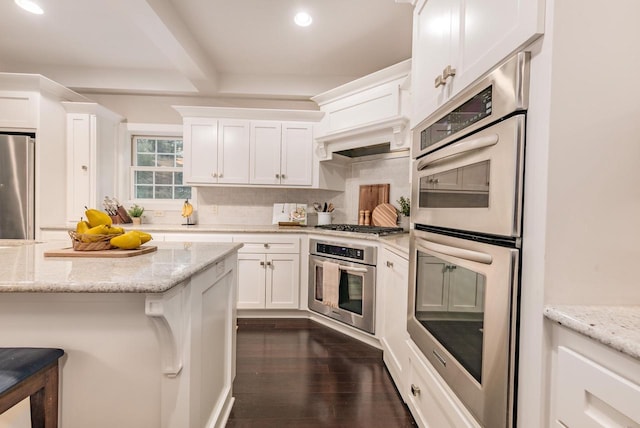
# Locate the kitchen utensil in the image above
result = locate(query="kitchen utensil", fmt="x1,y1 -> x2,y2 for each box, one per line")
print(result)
323,202 -> 328,212
371,203 -> 398,227
313,202 -> 322,212
358,184 -> 390,215
328,203 -> 334,212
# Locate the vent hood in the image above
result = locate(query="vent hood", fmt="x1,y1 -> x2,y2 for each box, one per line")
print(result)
311,59 -> 411,161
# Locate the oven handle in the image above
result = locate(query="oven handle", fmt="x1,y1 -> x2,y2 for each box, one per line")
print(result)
420,239 -> 493,265
338,266 -> 368,273
416,133 -> 499,171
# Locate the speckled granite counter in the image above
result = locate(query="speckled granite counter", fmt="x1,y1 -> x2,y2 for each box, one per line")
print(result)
544,305 -> 640,360
0,240 -> 242,293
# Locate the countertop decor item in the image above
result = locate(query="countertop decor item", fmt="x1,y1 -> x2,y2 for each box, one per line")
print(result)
358,184 -> 390,215
128,204 -> 144,225
397,196 -> 410,217
371,203 -> 398,227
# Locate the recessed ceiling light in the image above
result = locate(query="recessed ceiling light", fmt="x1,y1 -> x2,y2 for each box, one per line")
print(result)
15,0 -> 44,14
294,12 -> 312,27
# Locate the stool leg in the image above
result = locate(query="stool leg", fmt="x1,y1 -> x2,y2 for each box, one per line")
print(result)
30,362 -> 59,428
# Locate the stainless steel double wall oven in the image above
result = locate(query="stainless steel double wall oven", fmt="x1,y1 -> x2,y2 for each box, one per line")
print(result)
408,52 -> 529,428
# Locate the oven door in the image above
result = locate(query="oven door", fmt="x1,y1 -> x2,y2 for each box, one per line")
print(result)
411,114 -> 525,238
408,229 -> 519,428
308,255 -> 376,334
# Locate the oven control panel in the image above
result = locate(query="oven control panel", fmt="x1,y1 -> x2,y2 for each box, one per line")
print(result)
309,239 -> 377,266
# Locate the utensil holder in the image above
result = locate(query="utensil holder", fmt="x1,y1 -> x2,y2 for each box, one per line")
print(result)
317,212 -> 332,225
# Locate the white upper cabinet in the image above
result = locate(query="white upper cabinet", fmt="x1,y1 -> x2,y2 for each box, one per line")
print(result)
250,121 -> 313,186
183,118 -> 250,185
411,0 -> 544,126
176,106 -> 323,188
280,122 -> 313,186
217,119 -> 250,184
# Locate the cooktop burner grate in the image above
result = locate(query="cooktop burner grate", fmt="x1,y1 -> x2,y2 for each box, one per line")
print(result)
314,224 -> 404,236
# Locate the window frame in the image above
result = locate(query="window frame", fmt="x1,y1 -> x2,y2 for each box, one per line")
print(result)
123,124 -> 197,212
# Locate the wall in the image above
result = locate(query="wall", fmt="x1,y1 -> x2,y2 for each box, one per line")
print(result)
139,155 -> 411,226
543,0 -> 640,304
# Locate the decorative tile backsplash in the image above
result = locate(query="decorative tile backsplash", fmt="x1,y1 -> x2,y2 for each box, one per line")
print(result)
143,155 -> 410,225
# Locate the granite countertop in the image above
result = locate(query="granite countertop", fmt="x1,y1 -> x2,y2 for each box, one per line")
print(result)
41,224 -> 412,252
544,305 -> 640,360
0,240 -> 242,293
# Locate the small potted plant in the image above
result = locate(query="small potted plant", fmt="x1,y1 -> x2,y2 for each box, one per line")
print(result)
396,196 -> 410,231
128,204 -> 145,225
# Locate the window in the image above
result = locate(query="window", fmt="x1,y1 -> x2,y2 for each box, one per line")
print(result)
131,136 -> 192,200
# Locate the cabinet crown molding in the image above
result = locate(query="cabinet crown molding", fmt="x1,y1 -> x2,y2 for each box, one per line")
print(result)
172,106 -> 324,122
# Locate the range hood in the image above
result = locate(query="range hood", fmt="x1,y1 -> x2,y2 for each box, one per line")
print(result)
314,115 -> 409,160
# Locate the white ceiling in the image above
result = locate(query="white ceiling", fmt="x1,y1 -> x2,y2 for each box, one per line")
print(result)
0,0 -> 413,100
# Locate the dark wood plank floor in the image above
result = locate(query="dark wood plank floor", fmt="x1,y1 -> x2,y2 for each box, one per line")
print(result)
227,318 -> 417,428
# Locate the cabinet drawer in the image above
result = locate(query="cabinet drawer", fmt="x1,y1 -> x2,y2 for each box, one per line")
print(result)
232,235 -> 300,254
556,346 -> 640,427
406,342 -> 479,428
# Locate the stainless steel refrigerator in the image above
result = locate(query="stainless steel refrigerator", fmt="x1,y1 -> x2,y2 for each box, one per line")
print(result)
0,134 -> 35,239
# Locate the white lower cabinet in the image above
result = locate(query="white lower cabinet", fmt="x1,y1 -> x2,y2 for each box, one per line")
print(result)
549,322 -> 640,427
162,233 -> 232,243
379,247 -> 410,396
233,235 -> 300,310
406,341 -> 480,428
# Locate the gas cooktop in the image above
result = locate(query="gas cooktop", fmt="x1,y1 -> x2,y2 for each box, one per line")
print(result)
314,224 -> 404,236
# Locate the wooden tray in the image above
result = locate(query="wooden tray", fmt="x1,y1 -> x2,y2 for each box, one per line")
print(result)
358,184 -> 390,215
44,246 -> 157,258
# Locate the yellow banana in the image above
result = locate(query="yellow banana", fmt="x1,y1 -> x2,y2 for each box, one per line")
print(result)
181,199 -> 194,218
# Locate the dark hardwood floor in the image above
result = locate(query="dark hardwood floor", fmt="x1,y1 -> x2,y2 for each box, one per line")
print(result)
227,318 -> 417,428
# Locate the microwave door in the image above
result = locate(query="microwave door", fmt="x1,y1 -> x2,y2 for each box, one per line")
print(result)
412,114 -> 525,238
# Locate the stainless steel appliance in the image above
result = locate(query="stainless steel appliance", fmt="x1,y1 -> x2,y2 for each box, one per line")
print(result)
0,134 -> 35,239
308,238 -> 376,334
408,52 -> 529,428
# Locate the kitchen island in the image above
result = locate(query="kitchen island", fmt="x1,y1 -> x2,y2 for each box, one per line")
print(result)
0,240 -> 242,428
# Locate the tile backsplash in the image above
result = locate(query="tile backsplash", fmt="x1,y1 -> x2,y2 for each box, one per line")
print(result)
143,155 -> 410,225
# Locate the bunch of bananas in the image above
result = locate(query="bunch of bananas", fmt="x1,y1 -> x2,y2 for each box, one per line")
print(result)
75,208 -> 153,250
181,199 -> 194,218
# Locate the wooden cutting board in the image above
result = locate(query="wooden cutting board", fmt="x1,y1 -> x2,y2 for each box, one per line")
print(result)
44,246 -> 157,258
358,184 -> 390,214
371,203 -> 398,227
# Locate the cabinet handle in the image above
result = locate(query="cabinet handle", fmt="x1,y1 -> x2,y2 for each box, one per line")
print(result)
434,74 -> 446,88
81,165 -> 88,172
442,64 -> 457,80
259,261 -> 265,266
263,243 -> 270,249
281,174 -> 286,179
386,261 -> 394,268
275,174 -> 280,179
410,384 -> 421,396
211,172 -> 218,178
218,172 -> 223,178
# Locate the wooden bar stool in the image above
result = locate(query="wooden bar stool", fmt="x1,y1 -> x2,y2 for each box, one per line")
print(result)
0,348 -> 64,428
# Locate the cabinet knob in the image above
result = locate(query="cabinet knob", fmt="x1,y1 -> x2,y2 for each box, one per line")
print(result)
386,261 -> 394,268
211,172 -> 218,178
275,174 -> 280,179
81,165 -> 88,172
263,243 -> 270,249
281,174 -> 286,179
218,173 -> 223,178
434,74 -> 446,88
259,261 -> 265,266
410,384 -> 421,396
265,261 -> 272,267
442,64 -> 457,80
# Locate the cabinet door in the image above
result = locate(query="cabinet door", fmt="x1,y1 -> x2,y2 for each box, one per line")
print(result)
281,123 -> 313,186
66,113 -> 93,221
411,0 -> 459,125
236,253 -> 266,309
217,120 -> 250,184
265,254 -> 300,309
380,249 -> 409,392
415,255 -> 449,312
184,118 -> 218,184
250,121 -> 282,185
454,0 -> 543,97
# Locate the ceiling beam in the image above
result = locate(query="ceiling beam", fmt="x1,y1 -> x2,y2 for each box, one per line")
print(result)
108,0 -> 219,95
